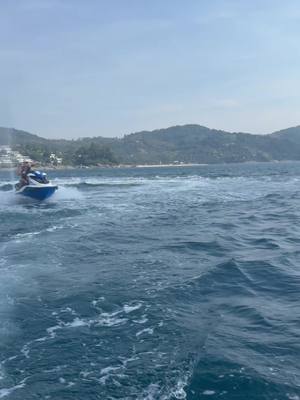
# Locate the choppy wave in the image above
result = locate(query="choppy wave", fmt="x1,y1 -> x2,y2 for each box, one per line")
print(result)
66,181 -> 143,190
0,183 -> 13,192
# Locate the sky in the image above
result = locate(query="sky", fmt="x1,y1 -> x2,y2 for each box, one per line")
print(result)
1,0 -> 300,139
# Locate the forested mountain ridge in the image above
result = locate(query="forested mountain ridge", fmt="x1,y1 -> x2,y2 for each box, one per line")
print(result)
0,124 -> 300,165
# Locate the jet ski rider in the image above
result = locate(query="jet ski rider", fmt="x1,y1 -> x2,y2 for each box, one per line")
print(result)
17,161 -> 33,188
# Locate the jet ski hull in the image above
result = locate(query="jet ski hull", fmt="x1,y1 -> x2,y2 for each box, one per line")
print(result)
16,185 -> 58,200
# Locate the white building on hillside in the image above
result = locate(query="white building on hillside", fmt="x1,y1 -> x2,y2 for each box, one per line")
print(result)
0,146 -> 32,168
50,153 -> 63,165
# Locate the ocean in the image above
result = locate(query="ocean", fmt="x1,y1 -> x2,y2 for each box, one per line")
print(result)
0,162 -> 299,400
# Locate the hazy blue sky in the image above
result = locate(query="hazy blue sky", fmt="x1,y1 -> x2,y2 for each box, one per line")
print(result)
1,0 -> 300,138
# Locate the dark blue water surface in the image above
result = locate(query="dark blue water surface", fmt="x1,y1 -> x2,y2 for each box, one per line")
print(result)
0,162 -> 300,399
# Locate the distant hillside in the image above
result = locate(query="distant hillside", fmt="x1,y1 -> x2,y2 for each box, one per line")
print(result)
0,127 -> 117,166
1,124 -> 300,165
0,127 -> 47,145
271,126 -> 300,145
108,125 -> 300,164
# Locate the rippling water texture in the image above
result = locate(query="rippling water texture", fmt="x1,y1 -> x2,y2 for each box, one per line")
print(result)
0,163 -> 300,399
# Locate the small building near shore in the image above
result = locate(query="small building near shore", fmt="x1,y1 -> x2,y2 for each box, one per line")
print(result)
0,145 -> 32,168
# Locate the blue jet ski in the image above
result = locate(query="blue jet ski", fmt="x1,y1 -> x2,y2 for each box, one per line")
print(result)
15,170 -> 58,200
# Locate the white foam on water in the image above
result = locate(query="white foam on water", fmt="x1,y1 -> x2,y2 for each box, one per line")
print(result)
44,365 -> 67,373
46,324 -> 63,339
203,390 -> 216,395
95,313 -> 127,327
121,356 -> 140,367
60,307 -> 77,315
136,328 -> 154,337
52,176 -> 145,187
12,223 -> 76,243
68,318 -> 88,328
97,368 -> 128,386
171,386 -> 187,399
0,378 -> 28,399
15,231 -> 42,239
51,186 -> 83,201
123,302 -> 143,314
80,370 -> 92,378
0,385 -> 22,399
91,297 -> 105,307
46,317 -> 89,337
51,176 -> 82,186
140,366 -> 192,400
20,344 -> 30,359
133,315 -> 148,324
57,377 -> 76,388
35,336 -> 49,342
0,191 -> 16,207
46,225 -> 64,232
45,307 -> 131,340
98,375 -> 109,385
287,395 -> 300,400
100,366 -> 121,375
139,383 -> 160,400
93,300 -> 146,326
166,374 -> 191,400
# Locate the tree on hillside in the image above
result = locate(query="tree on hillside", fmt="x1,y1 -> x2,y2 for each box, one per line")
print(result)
13,144 -> 54,163
73,143 -> 117,165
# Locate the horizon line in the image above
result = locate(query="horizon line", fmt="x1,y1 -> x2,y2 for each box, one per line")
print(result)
1,122 -> 300,141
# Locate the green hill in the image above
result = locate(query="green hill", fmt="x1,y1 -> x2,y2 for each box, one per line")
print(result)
270,126 -> 300,145
1,124 -> 300,166
0,127 -> 47,145
109,125 -> 300,164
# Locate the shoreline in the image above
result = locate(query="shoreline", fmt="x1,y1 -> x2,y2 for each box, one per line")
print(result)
0,159 -> 297,172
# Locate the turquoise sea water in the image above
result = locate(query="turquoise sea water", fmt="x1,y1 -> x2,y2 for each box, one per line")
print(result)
0,162 -> 300,399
